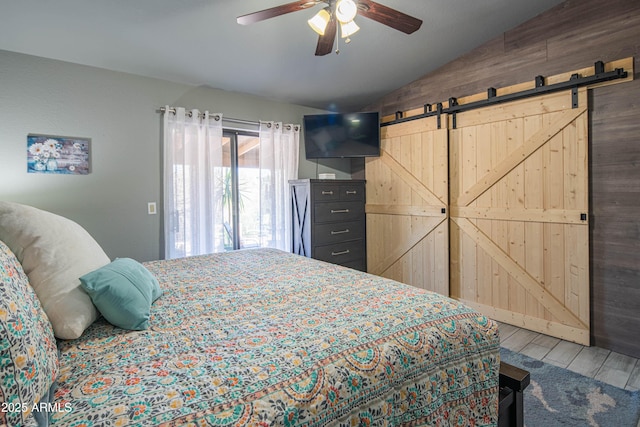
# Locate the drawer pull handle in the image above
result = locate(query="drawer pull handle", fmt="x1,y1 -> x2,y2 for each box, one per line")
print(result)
331,229 -> 350,235
332,249 -> 350,256
331,209 -> 350,214
322,191 -> 334,195
345,190 -> 357,195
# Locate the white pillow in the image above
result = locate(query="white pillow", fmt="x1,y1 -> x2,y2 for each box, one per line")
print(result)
0,201 -> 110,339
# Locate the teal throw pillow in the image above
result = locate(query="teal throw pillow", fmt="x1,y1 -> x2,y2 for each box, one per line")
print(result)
80,258 -> 162,330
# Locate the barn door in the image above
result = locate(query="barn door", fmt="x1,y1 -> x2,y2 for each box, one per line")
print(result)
365,116 -> 449,295
449,89 -> 590,345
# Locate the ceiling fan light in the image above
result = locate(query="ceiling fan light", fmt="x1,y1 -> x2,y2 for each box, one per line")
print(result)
340,20 -> 360,38
336,0 -> 357,23
308,8 -> 331,35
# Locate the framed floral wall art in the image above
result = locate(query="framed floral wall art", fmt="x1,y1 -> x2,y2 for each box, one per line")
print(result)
27,134 -> 91,175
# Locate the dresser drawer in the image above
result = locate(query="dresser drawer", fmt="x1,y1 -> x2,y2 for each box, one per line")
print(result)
314,201 -> 365,223
340,259 -> 366,272
313,240 -> 365,264
313,221 -> 365,246
312,185 -> 341,202
339,184 -> 364,201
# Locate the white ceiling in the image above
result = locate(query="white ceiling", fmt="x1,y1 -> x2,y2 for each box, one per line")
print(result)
0,0 -> 563,112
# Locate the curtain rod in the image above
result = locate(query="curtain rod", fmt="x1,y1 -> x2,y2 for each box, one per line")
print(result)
159,106 -> 300,132
159,106 -> 259,126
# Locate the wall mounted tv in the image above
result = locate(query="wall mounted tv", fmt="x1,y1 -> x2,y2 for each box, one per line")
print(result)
303,112 -> 380,159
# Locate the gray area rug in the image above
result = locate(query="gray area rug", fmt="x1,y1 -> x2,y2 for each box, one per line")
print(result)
500,348 -> 640,427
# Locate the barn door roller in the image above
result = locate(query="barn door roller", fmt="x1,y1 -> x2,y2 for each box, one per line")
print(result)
383,60 -> 627,128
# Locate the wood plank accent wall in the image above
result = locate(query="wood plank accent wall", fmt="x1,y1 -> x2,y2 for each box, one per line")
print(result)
364,0 -> 640,357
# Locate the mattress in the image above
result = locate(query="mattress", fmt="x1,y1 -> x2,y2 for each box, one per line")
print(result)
53,248 -> 500,426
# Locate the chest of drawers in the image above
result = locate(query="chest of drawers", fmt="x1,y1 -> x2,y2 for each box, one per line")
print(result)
290,179 -> 366,271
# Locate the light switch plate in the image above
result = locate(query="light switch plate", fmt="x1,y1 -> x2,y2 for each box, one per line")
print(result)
147,202 -> 157,215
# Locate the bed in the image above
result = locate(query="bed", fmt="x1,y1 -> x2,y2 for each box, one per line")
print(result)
1,202 -> 502,426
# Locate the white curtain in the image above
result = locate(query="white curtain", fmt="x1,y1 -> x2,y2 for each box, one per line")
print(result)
163,107 -> 225,259
258,122 -> 299,251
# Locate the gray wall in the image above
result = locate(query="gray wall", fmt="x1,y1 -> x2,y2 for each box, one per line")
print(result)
0,50 -> 350,261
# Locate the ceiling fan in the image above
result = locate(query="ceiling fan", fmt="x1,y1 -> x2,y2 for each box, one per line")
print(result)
237,0 -> 423,56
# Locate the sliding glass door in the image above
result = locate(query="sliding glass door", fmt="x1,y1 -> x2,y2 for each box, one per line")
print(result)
163,110 -> 298,258
222,130 -> 261,250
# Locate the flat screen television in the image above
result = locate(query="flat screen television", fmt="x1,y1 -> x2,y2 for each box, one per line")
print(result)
303,112 -> 380,159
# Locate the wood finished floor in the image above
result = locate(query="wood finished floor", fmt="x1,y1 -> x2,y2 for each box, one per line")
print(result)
498,322 -> 640,392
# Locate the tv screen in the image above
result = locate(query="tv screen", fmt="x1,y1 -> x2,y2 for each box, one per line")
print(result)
303,112 -> 380,159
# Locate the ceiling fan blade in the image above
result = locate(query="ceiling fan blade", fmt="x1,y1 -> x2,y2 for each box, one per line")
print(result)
237,0 -> 320,25
357,0 -> 422,34
315,17 -> 337,56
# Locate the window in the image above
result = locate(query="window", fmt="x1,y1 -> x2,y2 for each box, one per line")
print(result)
222,131 -> 261,250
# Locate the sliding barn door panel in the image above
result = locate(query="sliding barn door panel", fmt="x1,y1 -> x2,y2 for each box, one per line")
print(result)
450,89 -> 590,345
366,116 -> 449,295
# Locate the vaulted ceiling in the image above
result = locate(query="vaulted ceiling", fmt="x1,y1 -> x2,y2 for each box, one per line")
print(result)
0,0 -> 564,111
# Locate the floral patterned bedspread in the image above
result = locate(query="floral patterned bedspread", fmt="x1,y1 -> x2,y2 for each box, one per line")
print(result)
53,249 -> 500,426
